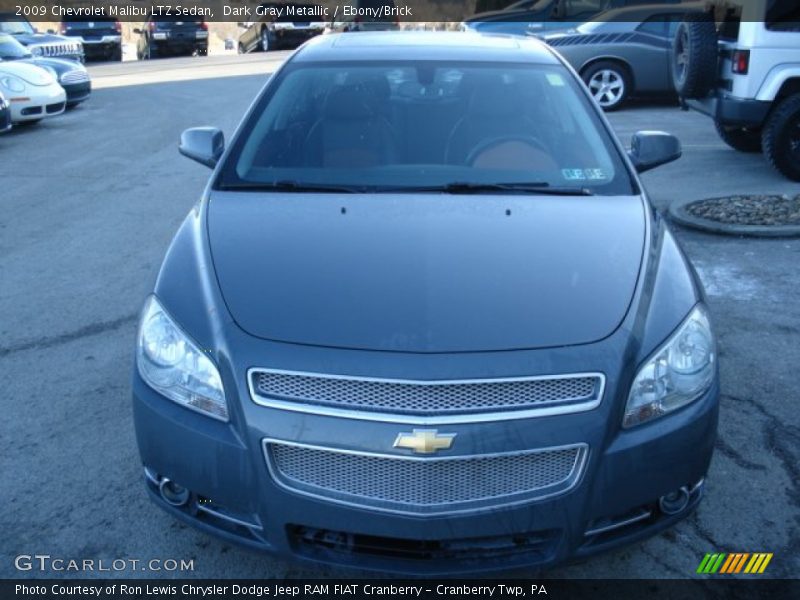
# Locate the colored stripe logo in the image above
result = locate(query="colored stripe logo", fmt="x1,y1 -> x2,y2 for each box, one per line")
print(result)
697,553 -> 773,574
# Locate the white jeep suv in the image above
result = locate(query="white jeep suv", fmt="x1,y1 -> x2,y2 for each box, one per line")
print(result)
672,0 -> 800,180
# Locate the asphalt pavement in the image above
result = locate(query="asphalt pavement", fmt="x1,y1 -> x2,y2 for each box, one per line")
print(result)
1,53 -> 798,580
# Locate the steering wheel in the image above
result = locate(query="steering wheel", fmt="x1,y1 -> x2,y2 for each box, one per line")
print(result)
465,134 -> 550,167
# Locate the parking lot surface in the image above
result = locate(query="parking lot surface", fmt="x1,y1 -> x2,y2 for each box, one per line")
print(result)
1,54 -> 798,579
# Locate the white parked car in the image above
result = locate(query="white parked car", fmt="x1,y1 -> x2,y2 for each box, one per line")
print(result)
672,0 -> 800,180
0,59 -> 66,124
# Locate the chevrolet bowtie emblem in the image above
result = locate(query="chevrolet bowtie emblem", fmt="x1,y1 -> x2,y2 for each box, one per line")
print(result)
393,429 -> 456,454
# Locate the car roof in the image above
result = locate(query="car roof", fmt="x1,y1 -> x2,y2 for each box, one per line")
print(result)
294,31 -> 561,64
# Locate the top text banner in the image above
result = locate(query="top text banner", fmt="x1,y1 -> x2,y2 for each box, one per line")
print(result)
1,1 -> 475,23
0,1 -> 782,24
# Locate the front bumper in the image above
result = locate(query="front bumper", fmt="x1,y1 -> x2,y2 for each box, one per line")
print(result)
63,81 -> 92,105
271,28 -> 323,49
684,93 -> 771,127
151,38 -> 208,55
132,358 -> 718,574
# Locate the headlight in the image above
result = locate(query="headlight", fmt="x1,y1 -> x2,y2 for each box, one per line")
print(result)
0,75 -> 25,93
136,296 -> 228,421
624,305 -> 716,428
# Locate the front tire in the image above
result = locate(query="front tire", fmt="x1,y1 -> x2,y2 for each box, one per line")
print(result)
238,42 -> 245,54
715,121 -> 762,153
260,28 -> 270,52
762,94 -> 800,181
581,61 -> 630,111
111,45 -> 122,62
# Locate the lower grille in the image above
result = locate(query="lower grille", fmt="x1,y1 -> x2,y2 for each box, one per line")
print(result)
265,440 -> 587,515
288,524 -> 560,564
46,102 -> 65,114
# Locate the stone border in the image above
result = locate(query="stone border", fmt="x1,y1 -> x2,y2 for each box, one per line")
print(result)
668,196 -> 800,238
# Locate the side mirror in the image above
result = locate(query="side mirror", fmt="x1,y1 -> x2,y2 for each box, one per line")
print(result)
133,28 -> 142,34
179,127 -> 224,169
628,131 -> 681,173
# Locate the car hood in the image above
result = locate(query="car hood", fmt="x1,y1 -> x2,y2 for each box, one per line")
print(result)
13,33 -> 71,46
27,57 -> 85,75
0,61 -> 55,85
207,192 -> 645,353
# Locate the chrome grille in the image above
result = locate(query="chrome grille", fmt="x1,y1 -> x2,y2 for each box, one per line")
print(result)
265,441 -> 587,515
60,70 -> 89,84
250,369 -> 603,420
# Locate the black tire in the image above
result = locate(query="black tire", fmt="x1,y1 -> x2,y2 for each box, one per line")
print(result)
238,42 -> 245,54
111,45 -> 122,62
714,121 -> 762,153
672,13 -> 718,99
581,61 -> 631,111
261,28 -> 271,52
762,94 -> 800,181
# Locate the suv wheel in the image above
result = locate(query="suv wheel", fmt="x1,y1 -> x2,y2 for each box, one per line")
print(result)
762,94 -> 800,181
582,61 -> 630,111
715,121 -> 762,153
672,14 -> 718,99
261,28 -> 270,52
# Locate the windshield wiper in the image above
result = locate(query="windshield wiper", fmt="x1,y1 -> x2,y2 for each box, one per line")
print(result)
376,182 -> 594,196
217,180 -> 362,193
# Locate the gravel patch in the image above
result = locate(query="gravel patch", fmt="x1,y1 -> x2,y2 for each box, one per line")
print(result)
685,194 -> 800,226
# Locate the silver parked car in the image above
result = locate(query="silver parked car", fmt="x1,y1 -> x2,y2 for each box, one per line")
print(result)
545,3 -> 703,110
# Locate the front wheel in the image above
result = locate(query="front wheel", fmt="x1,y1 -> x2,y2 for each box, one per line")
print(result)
762,94 -> 800,181
582,61 -> 630,111
714,121 -> 762,153
261,28 -> 270,52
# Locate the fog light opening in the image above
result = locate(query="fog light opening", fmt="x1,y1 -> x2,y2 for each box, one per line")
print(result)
659,486 -> 690,515
159,478 -> 191,507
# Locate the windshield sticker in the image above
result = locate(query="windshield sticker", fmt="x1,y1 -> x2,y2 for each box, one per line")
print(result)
546,73 -> 566,87
563,168 -> 609,181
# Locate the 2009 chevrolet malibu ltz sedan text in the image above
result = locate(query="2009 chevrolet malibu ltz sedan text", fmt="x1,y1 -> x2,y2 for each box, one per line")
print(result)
132,32 -> 719,574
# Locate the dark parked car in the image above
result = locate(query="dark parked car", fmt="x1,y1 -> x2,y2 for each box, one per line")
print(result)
134,17 -> 209,59
59,16 -> 122,62
0,90 -> 11,133
327,0 -> 402,33
0,33 -> 91,107
544,2 -> 704,110
133,32 -> 719,574
237,3 -> 325,53
0,13 -> 84,62
462,0 -> 684,36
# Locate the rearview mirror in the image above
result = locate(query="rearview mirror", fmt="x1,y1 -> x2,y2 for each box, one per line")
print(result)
628,131 -> 681,173
179,127 -> 224,169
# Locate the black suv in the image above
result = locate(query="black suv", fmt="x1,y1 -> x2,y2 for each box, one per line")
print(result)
133,18 -> 209,59
59,16 -> 122,62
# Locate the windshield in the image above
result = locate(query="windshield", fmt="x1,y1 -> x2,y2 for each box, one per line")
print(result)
219,61 -> 633,195
0,33 -> 31,58
0,18 -> 35,35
